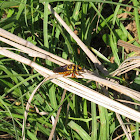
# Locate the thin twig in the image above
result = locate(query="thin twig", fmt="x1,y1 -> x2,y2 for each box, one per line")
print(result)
116,113 -> 131,140
22,77 -> 52,140
48,89 -> 67,140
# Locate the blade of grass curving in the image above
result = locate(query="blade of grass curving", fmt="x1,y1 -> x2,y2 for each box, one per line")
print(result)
4,73 -> 39,96
48,83 -> 57,109
22,78 -> 47,140
68,120 -> 91,140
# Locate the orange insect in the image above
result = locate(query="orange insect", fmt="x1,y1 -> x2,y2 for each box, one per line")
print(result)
53,64 -> 84,78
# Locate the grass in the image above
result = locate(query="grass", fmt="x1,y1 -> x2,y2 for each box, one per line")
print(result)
0,0 -> 140,139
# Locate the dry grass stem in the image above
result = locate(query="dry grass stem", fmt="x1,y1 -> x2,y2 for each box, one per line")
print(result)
51,77 -> 140,122
0,39 -> 140,122
82,73 -> 140,101
0,28 -> 71,66
48,89 -> 66,140
112,56 -> 140,76
0,37 -> 48,58
116,113 -> 131,140
22,78 -> 48,140
118,40 -> 140,54
116,99 -> 140,106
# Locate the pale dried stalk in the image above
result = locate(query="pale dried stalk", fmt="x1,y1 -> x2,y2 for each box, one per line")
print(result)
112,56 -> 140,76
118,40 -> 140,54
0,28 -> 71,66
82,73 -> 140,101
0,46 -> 139,102
114,40 -> 140,76
51,78 -> 140,122
0,47 -> 140,122
116,113 -> 131,140
0,37 -> 48,58
48,89 -> 66,140
22,78 -> 47,140
1,30 -> 139,102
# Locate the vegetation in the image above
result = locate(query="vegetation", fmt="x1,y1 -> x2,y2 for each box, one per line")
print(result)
0,0 -> 140,139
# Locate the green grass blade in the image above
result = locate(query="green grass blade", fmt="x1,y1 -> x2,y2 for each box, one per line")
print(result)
68,121 -> 91,140
91,102 -> 97,140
